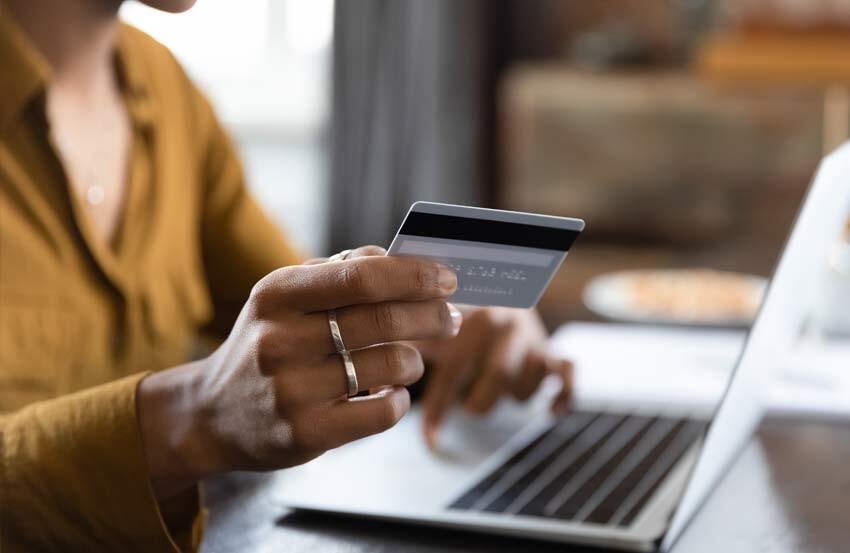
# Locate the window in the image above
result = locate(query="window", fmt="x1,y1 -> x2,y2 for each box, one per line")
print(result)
121,0 -> 335,254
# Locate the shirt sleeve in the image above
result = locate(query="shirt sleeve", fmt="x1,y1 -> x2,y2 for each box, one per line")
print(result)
0,373 -> 204,553
195,93 -> 305,339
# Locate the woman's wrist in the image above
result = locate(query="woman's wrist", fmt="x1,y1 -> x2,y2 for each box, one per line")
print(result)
136,359 -> 218,500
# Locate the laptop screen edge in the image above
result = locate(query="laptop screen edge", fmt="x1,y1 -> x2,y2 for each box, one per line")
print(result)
660,143 -> 850,551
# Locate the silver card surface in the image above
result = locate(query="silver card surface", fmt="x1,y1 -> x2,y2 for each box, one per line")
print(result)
387,202 -> 584,308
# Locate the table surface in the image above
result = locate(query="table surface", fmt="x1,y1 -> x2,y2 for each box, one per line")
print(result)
202,416 -> 850,553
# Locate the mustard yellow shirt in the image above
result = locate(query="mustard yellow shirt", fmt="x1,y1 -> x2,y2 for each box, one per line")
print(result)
0,13 -> 301,552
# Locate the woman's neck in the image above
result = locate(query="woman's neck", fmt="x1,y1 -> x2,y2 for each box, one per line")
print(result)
5,0 -> 122,96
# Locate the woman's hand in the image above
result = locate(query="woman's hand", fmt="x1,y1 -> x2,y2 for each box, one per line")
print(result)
137,255 -> 461,499
308,247 -> 574,449
418,307 -> 573,448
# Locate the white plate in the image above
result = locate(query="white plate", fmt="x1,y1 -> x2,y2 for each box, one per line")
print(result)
583,269 -> 767,327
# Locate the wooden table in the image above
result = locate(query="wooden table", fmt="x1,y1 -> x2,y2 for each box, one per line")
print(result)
202,417 -> 850,552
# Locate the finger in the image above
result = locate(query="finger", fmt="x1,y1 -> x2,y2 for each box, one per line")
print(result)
252,256 -> 457,313
303,300 -> 462,355
511,350 -> 548,401
303,257 -> 328,265
463,325 -> 527,415
304,386 -> 411,451
420,324 -> 490,447
279,343 -> 424,402
549,358 -> 574,415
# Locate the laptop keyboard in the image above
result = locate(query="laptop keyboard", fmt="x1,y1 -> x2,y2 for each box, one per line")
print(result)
449,412 -> 707,527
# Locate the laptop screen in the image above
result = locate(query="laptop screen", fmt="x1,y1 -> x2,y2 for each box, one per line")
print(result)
662,144 -> 850,550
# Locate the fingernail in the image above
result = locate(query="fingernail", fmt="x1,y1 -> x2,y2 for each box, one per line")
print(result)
437,265 -> 458,293
448,303 -> 462,335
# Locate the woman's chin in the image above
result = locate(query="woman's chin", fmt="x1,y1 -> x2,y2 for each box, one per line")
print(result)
137,0 -> 198,14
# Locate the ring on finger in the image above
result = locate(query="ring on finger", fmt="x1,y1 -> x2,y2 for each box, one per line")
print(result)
327,249 -> 353,263
339,349 -> 359,397
327,308 -> 359,397
327,308 -> 348,354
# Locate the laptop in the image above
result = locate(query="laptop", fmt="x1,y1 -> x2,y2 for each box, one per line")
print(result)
277,145 -> 850,551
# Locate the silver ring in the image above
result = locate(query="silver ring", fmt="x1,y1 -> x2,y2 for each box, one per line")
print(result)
327,249 -> 353,263
327,308 -> 347,353
339,349 -> 359,398
327,309 -> 359,397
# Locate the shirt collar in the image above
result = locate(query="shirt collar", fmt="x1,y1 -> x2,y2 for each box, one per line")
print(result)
0,15 -> 156,133
116,23 -> 157,128
0,11 -> 51,133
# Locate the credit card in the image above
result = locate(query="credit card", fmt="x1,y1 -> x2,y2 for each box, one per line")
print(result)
387,202 -> 584,308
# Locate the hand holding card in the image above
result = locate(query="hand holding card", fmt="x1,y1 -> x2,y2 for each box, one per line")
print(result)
387,202 -> 584,308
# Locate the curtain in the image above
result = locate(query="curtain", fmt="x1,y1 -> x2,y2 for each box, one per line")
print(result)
328,0 -> 488,252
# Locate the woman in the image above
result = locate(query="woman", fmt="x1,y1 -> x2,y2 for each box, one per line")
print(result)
0,0 -> 573,551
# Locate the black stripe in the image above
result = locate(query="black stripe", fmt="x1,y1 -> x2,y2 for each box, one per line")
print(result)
399,212 -> 581,251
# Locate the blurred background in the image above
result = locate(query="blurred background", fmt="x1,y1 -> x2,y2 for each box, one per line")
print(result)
122,0 -> 850,334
